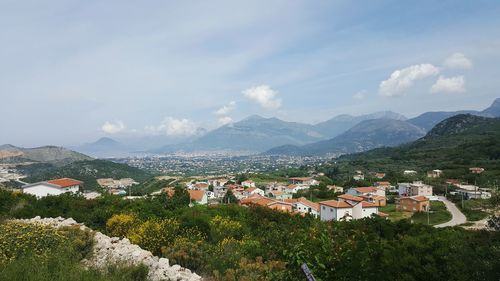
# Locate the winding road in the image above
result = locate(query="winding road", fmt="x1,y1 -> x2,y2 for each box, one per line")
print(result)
434,196 -> 467,228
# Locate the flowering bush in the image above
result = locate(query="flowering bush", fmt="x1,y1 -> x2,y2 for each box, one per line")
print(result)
106,213 -> 139,238
128,218 -> 180,255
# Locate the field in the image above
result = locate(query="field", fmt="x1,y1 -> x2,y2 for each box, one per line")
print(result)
410,201 -> 452,225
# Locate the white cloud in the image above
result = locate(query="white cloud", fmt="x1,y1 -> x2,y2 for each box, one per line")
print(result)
217,116 -> 233,126
101,121 -> 126,134
215,101 -> 236,116
443,53 -> 472,69
353,90 -> 366,100
430,76 -> 465,94
379,64 -> 440,97
146,117 -> 198,136
243,85 -> 282,109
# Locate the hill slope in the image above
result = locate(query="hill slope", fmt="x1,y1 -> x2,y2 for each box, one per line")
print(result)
266,119 -> 426,156
342,114 -> 500,164
0,145 -> 92,165
21,159 -> 152,190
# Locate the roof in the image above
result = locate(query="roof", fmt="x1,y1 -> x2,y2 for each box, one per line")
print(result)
375,181 -> 391,186
377,211 -> 389,217
246,187 -> 257,192
338,194 -> 364,202
188,190 -> 205,201
400,196 -> 429,202
361,201 -> 378,208
319,200 -> 353,209
296,197 -> 319,211
240,196 -> 275,207
46,178 -> 82,188
354,187 -> 378,193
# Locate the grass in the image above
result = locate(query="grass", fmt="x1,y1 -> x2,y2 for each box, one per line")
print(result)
410,201 -> 452,225
455,199 -> 490,221
379,203 -> 412,222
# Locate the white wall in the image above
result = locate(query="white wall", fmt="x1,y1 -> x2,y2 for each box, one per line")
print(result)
361,207 -> 378,218
23,184 -> 78,198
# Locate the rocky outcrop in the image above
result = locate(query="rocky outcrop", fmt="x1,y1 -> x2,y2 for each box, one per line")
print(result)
13,216 -> 202,281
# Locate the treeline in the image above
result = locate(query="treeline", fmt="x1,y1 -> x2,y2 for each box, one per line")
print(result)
1,190 -> 499,281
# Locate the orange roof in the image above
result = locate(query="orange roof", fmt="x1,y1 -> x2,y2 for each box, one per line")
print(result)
297,197 -> 319,211
354,187 -> 378,193
377,211 -> 389,217
188,190 -> 205,201
375,181 -> 391,186
289,177 -> 312,181
338,194 -> 364,202
246,187 -> 257,192
361,201 -> 378,208
400,196 -> 429,202
47,178 -> 82,188
319,200 -> 353,208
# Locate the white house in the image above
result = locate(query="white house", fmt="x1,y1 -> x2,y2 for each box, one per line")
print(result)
293,197 -> 320,218
319,194 -> 380,221
399,181 -> 433,197
188,190 -> 208,205
241,180 -> 256,188
347,187 -> 385,197
289,177 -> 319,186
244,187 -> 265,197
285,184 -> 309,194
22,178 -> 82,198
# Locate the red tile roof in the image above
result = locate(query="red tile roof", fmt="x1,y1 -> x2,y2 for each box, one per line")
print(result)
354,187 -> 378,193
338,194 -> 364,202
319,200 -> 353,208
361,201 -> 378,208
47,178 -> 82,188
188,190 -> 205,201
297,197 -> 319,211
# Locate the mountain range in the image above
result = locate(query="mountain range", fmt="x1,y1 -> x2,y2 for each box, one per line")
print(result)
0,145 -> 92,165
63,97 -> 500,157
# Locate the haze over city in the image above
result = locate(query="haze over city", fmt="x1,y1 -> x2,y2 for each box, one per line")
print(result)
1,1 -> 500,147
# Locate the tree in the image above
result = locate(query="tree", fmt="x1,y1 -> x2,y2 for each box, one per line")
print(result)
223,190 -> 238,204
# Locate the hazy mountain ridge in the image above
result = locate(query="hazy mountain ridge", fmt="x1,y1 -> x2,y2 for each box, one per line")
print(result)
0,145 -> 92,165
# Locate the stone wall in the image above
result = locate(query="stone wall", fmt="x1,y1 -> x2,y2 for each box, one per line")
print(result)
13,216 -> 202,281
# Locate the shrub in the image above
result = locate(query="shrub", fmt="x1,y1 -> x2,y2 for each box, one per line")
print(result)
106,213 -> 139,238
128,218 -> 180,255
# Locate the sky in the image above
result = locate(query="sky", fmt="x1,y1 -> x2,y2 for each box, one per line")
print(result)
1,0 -> 500,147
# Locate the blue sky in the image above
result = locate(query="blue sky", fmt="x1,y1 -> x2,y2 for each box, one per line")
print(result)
1,0 -> 500,146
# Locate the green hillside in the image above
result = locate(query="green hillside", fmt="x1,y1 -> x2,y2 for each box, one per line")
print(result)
338,114 -> 500,186
21,159 -> 152,190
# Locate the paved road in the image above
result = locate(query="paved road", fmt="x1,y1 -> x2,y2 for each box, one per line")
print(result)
435,196 -> 467,228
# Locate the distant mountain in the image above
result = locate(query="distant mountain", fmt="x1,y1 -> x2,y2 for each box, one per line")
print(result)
265,119 -> 426,156
342,114 -> 500,164
315,111 -> 407,138
72,137 -> 128,158
155,115 -> 327,153
407,98 -> 500,130
0,145 -> 92,165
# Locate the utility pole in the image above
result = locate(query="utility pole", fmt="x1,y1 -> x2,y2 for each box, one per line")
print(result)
427,205 -> 430,225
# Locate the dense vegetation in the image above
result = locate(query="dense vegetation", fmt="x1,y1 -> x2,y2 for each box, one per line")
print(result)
0,221 -> 148,281
20,159 -> 153,190
1,190 -> 499,281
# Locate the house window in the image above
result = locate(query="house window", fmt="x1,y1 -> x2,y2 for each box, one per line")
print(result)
322,206 -> 325,210
330,208 -> 333,212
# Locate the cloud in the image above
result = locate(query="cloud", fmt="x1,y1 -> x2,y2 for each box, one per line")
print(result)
443,53 -> 472,69
146,117 -> 198,136
215,101 -> 236,116
430,76 -> 465,94
243,85 -> 282,109
217,116 -> 233,126
379,64 -> 440,97
101,121 -> 126,134
353,90 -> 366,100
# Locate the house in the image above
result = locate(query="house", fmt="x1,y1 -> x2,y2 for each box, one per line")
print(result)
267,201 -> 294,212
194,182 -> 209,190
289,177 -> 318,186
398,181 -> 433,197
319,194 -> 380,221
292,197 -> 320,217
446,179 -> 462,186
240,195 -> 293,213
427,169 -> 443,178
241,180 -> 256,188
347,186 -> 385,197
22,178 -> 82,198
353,171 -> 364,181
469,167 -> 485,174
244,187 -> 265,197
327,185 -> 344,193
454,189 -> 492,200
359,194 -> 387,207
268,191 -> 292,200
374,181 -> 392,190
403,170 -> 418,176
188,190 -> 208,205
398,196 -> 429,212
374,172 -> 386,179
285,184 -> 309,194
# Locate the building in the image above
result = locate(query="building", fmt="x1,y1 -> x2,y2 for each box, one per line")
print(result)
285,184 -> 309,194
327,185 -> 344,193
398,196 -> 429,212
268,191 -> 292,200
374,181 -> 392,190
426,170 -> 443,178
188,190 -> 208,205
353,171 -> 365,181
319,194 -> 381,221
403,170 -> 418,176
243,187 -> 265,197
399,181 -> 433,197
346,186 -> 386,197
241,180 -> 256,188
290,197 -> 320,217
469,167 -> 485,174
374,172 -> 386,179
288,177 -> 318,186
22,178 -> 82,198
454,189 -> 492,200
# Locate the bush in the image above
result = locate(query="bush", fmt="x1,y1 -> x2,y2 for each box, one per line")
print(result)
106,214 -> 139,238
128,218 -> 180,255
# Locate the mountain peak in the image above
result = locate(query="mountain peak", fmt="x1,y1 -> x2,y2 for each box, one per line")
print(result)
482,97 -> 500,117
95,137 -> 120,145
